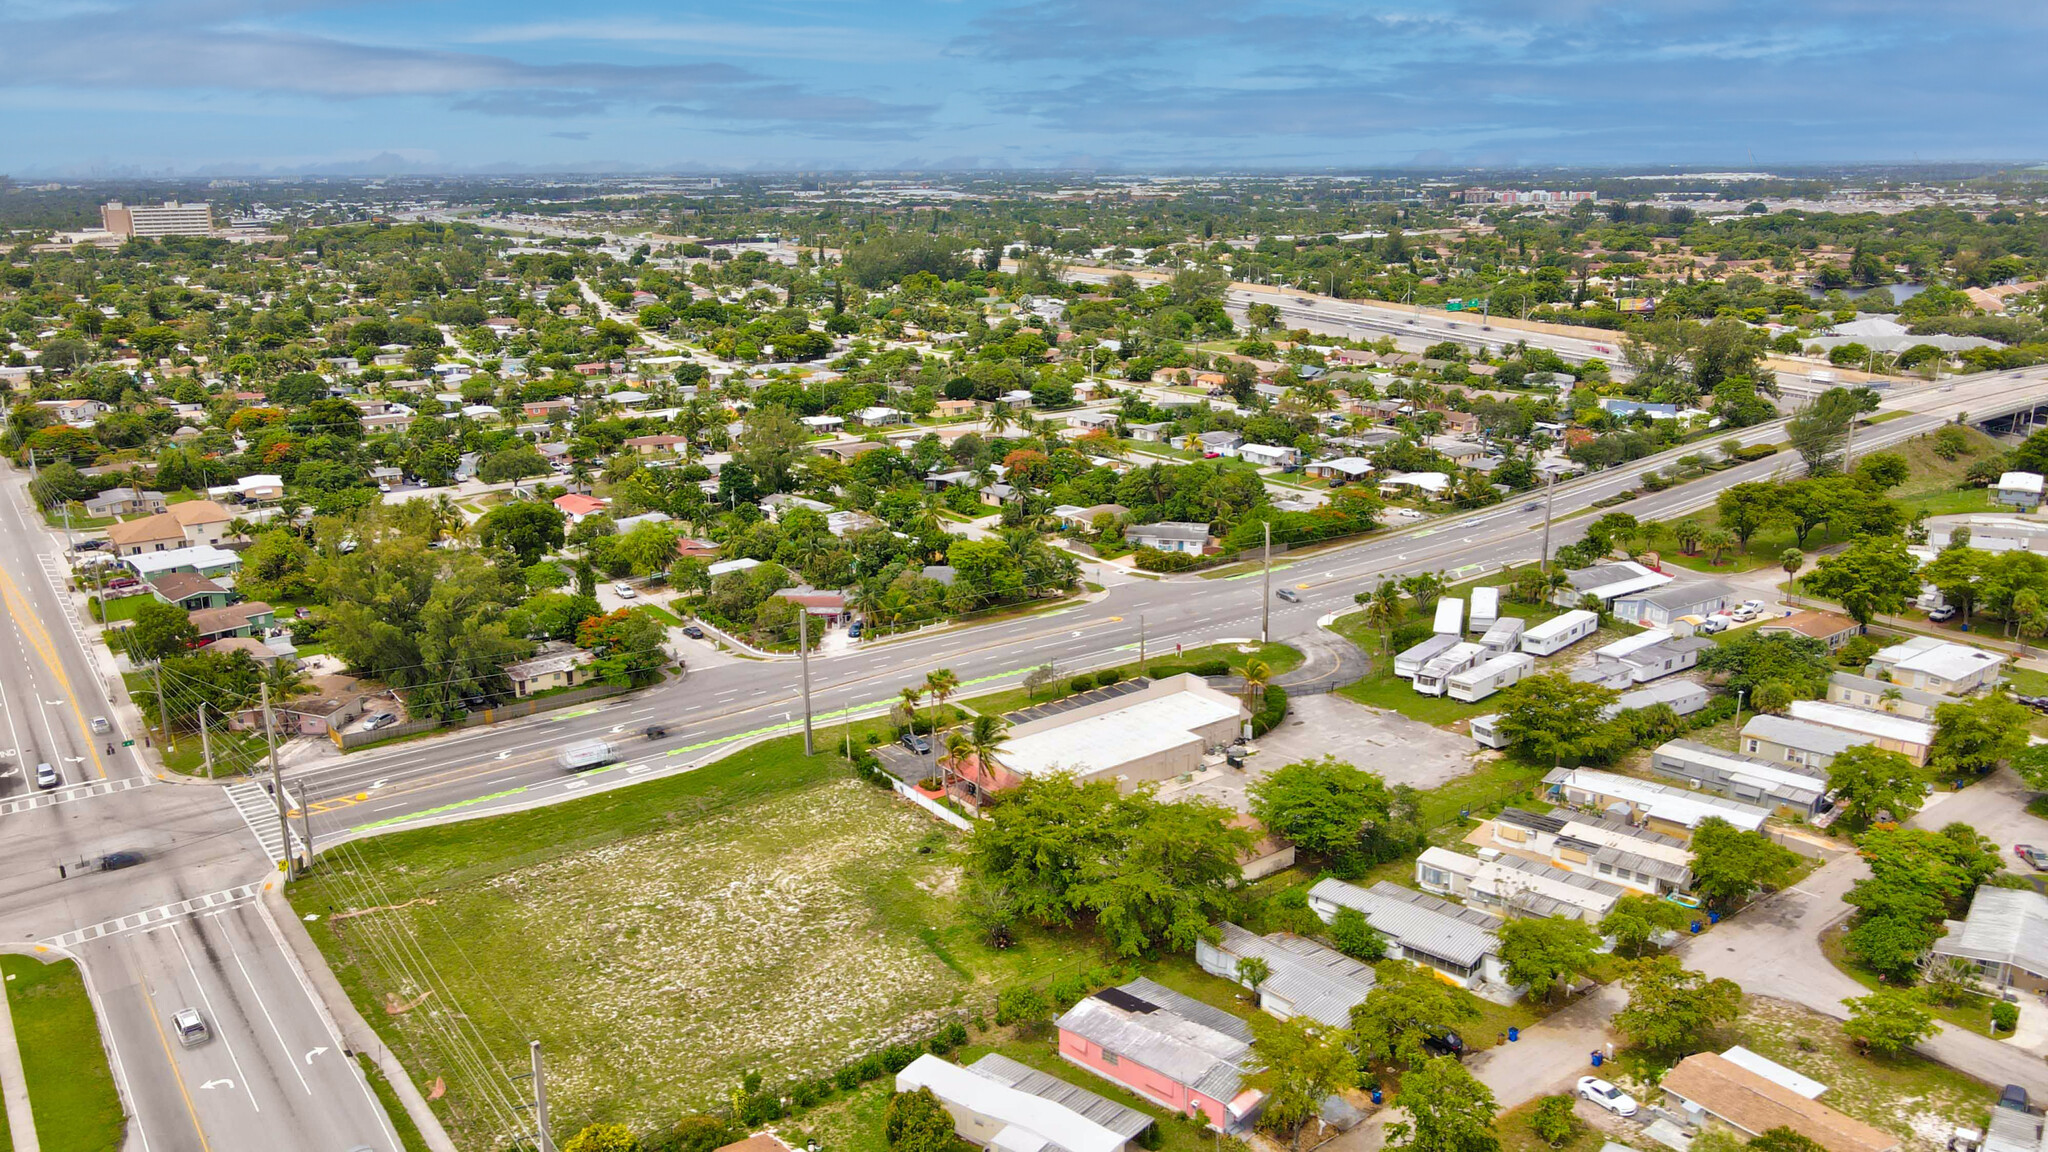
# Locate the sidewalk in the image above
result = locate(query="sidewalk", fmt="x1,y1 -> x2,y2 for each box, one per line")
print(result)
0,958 -> 41,1152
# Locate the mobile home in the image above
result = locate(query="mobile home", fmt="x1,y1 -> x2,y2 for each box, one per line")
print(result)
1469,587 -> 1500,634
1447,653 -> 1537,702
1414,643 -> 1487,696
1395,633 -> 1460,679
1478,616 -> 1525,656
1433,598 -> 1465,636
1470,713 -> 1510,749
1519,610 -> 1599,657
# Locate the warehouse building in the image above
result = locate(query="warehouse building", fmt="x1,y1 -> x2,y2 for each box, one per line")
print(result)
994,674 -> 1248,793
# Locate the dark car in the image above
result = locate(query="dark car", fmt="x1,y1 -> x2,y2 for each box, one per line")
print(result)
643,725 -> 669,740
849,621 -> 864,638
1422,1030 -> 1466,1059
899,732 -> 932,756
1521,502 -> 1542,512
99,851 -> 144,871
681,624 -> 705,639
1999,1084 -> 2030,1113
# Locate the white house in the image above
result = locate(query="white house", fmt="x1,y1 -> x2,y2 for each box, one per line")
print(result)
1379,471 -> 1451,498
1238,443 -> 1303,468
1995,471 -> 2044,510
1127,522 -> 1210,554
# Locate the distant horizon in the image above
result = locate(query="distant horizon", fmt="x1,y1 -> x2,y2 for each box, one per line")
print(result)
1,1 -> 2039,176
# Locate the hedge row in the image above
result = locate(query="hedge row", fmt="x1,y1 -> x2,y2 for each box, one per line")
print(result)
1250,686 -> 1289,736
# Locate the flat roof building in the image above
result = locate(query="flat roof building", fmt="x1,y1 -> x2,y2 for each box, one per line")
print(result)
994,674 -> 1248,792
102,200 -> 214,238
1650,739 -> 1829,816
895,1053 -> 1147,1152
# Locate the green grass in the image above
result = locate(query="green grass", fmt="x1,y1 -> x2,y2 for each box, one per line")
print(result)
355,1054 -> 431,1152
91,594 -> 154,624
962,641 -> 1303,717
0,955 -> 124,1152
1819,925 -> 2002,1035
1497,1095 -> 1605,1152
633,602 -> 684,628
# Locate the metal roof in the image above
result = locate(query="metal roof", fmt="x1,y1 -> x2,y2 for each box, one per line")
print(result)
1619,579 -> 1737,611
1739,715 -> 1862,757
1787,700 -> 1933,746
1055,978 -> 1252,1102
1307,879 -> 1499,967
896,1055 -> 1127,1152
1203,924 -> 1376,1029
1544,767 -> 1770,832
1932,887 -> 2048,979
968,1053 -> 1153,1139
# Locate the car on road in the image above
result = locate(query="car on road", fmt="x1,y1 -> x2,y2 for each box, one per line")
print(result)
34,763 -> 58,790
1521,502 -> 1542,511
362,712 -> 398,731
1578,1076 -> 1639,1117
681,624 -> 706,639
2016,844 -> 2046,871
899,732 -> 932,756
613,582 -> 637,599
1275,588 -> 1301,603
643,725 -> 669,740
99,851 -> 144,871
173,1008 -> 210,1047
90,716 -> 111,734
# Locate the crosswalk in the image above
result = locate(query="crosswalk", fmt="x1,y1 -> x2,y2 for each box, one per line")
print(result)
43,883 -> 264,949
35,552 -> 95,653
223,780 -> 307,867
0,773 -> 153,816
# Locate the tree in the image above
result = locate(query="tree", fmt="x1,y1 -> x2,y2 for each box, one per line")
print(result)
576,608 -> 669,685
883,1087 -> 955,1152
1688,817 -> 1801,908
1248,756 -> 1397,870
1329,906 -> 1387,961
1236,955 -> 1271,996
126,601 -> 199,661
477,501 -> 567,566
2013,743 -> 2048,792
735,403 -> 808,493
1801,536 -> 1919,624
1350,961 -> 1480,1069
1698,631 -> 1831,699
1781,548 -> 1804,589
1528,1095 -> 1580,1148
563,1124 -> 639,1152
1613,957 -> 1741,1056
478,445 -> 551,483
1842,988 -> 1937,1056
1751,1130 -> 1830,1152
1929,694 -> 2032,778
1827,745 -> 1924,830
613,521 -> 681,577
1491,673 -> 1621,766
1401,572 -> 1445,615
1247,1014 -> 1359,1152
1388,1057 -> 1499,1152
1242,656 -> 1271,706
1699,527 -> 1736,566
1786,388 -> 1865,475
1598,894 -> 1690,958
1496,916 -> 1600,1001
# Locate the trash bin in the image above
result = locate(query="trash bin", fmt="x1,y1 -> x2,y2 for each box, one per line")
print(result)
1508,1027 -> 1519,1042
1690,919 -> 1703,934
1591,1051 -> 1604,1068
1370,1087 -> 1384,1105
1708,910 -> 1721,925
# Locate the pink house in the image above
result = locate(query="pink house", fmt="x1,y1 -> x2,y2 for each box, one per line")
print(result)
1054,978 -> 1264,1133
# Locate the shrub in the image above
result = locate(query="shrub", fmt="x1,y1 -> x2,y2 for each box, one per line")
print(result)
854,1052 -> 886,1081
1391,619 -> 1434,652
564,1124 -> 640,1152
1992,1001 -> 2019,1032
1191,659 -> 1230,676
738,1089 -> 784,1125
1734,443 -> 1780,462
1068,672 -> 1097,693
789,1078 -> 827,1108
1250,686 -> 1289,736
928,1019 -> 969,1054
879,1042 -> 923,1073
650,1115 -> 738,1152
1096,667 -> 1125,686
1530,1094 -> 1580,1147
995,984 -> 1051,1026
834,1064 -> 862,1091
1134,546 -> 1199,573
918,776 -> 944,791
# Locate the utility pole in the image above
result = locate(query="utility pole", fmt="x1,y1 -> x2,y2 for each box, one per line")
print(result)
152,660 -> 174,752
1539,468 -> 1559,571
1260,521 -> 1273,644
198,702 -> 212,775
1138,614 -> 1146,669
530,1040 -> 555,1152
797,609 -> 814,756
261,683 -> 295,876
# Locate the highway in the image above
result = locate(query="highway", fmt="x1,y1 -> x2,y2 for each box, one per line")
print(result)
0,467 -> 401,1152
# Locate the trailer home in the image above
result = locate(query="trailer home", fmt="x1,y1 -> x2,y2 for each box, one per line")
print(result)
1469,587 -> 1500,634
1395,633 -> 1460,679
1478,616 -> 1525,656
1414,642 -> 1487,696
1470,713 -> 1510,749
1520,610 -> 1600,657
1433,598 -> 1464,636
1447,653 -> 1537,702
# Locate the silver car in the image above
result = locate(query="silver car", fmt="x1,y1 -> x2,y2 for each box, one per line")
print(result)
173,1008 -> 210,1047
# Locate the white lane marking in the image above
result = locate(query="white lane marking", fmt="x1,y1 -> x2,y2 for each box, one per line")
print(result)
217,912 -> 313,1095
166,921 -> 260,1111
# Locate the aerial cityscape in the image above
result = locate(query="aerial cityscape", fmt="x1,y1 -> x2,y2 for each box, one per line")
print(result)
1,7 -> 2047,1152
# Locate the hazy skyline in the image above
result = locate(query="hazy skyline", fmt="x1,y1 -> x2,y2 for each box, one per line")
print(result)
2,0 -> 2041,175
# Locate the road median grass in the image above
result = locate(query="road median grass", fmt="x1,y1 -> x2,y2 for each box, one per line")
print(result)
961,640 -> 1303,717
0,955 -> 124,1152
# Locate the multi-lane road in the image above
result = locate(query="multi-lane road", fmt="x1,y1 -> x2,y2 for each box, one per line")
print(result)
5,351 -> 2048,1149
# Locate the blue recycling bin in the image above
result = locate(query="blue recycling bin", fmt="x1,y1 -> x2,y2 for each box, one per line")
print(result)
1508,1027 -> 1520,1042
1371,1087 -> 1384,1105
1708,910 -> 1721,925
1591,1051 -> 1604,1068
1690,919 -> 1703,934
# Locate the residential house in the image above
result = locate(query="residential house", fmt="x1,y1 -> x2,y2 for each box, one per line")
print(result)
1572,630 -> 1713,687
1995,471 -> 2045,510
189,601 -> 276,643
706,557 -> 761,578
239,673 -> 371,736
1658,1053 -> 1898,1152
1611,579 -> 1737,628
1195,924 -> 1376,1027
1866,638 -> 2004,695
104,501 -> 236,556
503,643 -> 598,698
851,406 -> 904,426
1238,443 -> 1303,468
208,636 -> 289,668
1426,437 -> 1488,465
1069,410 -> 1119,433
1305,878 -> 1507,989
624,434 -> 690,456
149,572 -> 230,611
1416,846 -> 1626,922
1128,422 -> 1173,443
675,537 -> 719,562
122,545 -> 242,584
1787,700 -> 1935,764
1758,610 -> 1863,652
1924,514 -> 2048,555
1650,740 -> 1830,817
83,487 -> 166,518
1378,472 -> 1451,499
1739,715 -> 1864,771
1607,679 -> 1711,719
800,414 -> 846,435
522,399 -> 575,420
1928,887 -> 2048,995
1126,522 -> 1211,554
1053,504 -> 1129,531
1304,457 -> 1372,483
1542,767 -> 1769,837
1055,977 -> 1264,1133
35,397 -> 109,425
1188,430 -> 1245,457
552,493 -> 609,522
1825,673 -> 1957,721
206,474 -> 285,503
894,1054 -> 1148,1152
1556,561 -> 1671,608
1484,808 -> 1693,896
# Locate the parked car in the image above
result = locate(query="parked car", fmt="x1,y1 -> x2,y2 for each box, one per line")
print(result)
1999,1085 -> 2030,1113
899,732 -> 932,756
90,716 -> 111,734
681,624 -> 705,640
1578,1076 -> 1639,1117
1421,1030 -> 1465,1059
613,582 -> 637,599
1740,599 -> 1766,614
173,1008 -> 210,1047
1927,606 -> 1957,622
1275,588 -> 1301,603
362,712 -> 398,731
1695,617 -> 1728,635
849,620 -> 864,638
2016,845 -> 2046,871
98,851 -> 144,871
34,762 -> 58,790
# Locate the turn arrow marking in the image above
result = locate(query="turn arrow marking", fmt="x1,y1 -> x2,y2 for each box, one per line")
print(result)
303,1046 -> 328,1064
200,1078 -> 235,1090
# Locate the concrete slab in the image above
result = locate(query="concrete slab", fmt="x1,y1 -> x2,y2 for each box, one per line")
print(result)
1253,692 -> 1480,790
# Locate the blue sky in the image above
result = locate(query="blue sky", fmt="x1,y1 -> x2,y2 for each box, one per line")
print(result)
1,0 -> 2040,174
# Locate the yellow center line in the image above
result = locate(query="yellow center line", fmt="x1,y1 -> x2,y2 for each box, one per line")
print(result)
127,947 -> 214,1152
0,564 -> 108,780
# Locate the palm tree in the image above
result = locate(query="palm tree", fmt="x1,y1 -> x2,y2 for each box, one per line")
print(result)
1363,580 -> 1402,651
1700,527 -> 1736,566
985,402 -> 1013,437
1242,657 -> 1271,708
923,668 -> 958,778
1879,687 -> 1903,713
1780,548 -> 1804,590
898,685 -> 924,772
1671,517 -> 1707,556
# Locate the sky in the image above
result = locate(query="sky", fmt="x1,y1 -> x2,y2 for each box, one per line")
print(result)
1,0 -> 2042,176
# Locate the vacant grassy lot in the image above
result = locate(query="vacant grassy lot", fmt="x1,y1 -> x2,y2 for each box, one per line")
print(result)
291,735 -> 1108,1146
0,955 -> 124,1152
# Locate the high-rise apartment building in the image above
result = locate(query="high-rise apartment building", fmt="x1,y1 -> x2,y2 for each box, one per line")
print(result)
100,201 -> 214,238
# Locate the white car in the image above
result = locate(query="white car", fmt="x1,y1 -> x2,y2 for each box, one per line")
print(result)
1577,1076 -> 1638,1117
613,583 -> 638,599
1739,600 -> 1766,614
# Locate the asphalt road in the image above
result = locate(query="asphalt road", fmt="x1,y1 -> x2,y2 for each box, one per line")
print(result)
0,468 -> 401,1152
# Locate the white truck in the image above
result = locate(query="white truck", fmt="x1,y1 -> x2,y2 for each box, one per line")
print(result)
558,739 -> 617,772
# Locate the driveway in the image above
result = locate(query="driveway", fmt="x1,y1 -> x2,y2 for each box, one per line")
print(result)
1466,983 -> 1628,1111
